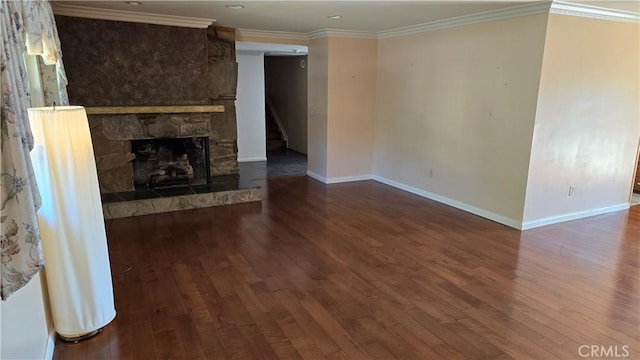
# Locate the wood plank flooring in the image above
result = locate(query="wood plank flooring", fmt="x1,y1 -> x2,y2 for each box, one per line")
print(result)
54,177 -> 639,359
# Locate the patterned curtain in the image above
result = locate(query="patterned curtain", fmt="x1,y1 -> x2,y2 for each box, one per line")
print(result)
1,0 -> 68,300
22,0 -> 69,105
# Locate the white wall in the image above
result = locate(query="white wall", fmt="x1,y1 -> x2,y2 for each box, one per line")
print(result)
522,14 -> 640,227
0,55 -> 54,360
374,15 -> 548,225
236,51 -> 266,162
1,273 -> 52,360
307,37 -> 329,179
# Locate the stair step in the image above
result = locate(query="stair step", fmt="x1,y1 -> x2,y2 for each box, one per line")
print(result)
267,140 -> 286,150
265,102 -> 285,149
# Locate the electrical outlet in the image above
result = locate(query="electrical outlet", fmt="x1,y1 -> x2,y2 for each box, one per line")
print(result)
429,169 -> 433,178
568,186 -> 575,197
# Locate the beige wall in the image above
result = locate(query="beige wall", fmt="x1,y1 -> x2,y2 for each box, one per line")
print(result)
523,15 -> 640,224
326,37 -> 378,179
374,15 -> 548,223
265,56 -> 308,154
1,274 -> 52,359
307,37 -> 329,177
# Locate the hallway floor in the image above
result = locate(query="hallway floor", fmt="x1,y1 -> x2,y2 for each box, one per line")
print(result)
239,149 -> 307,180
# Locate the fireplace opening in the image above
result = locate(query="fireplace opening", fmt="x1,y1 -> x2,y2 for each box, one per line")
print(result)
132,137 -> 210,189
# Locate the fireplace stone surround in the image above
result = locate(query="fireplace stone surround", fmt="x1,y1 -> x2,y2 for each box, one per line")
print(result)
88,106 -> 261,219
88,107 -> 235,193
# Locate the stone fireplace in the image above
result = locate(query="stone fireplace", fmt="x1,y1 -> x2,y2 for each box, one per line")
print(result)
86,106 -> 260,219
55,17 -> 262,219
88,107 -> 223,194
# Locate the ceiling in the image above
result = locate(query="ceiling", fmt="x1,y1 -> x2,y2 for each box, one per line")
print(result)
53,1 -> 639,34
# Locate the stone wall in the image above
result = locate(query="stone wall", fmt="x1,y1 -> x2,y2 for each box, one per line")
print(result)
56,16 -> 209,106
89,111 -> 233,193
55,17 -> 239,182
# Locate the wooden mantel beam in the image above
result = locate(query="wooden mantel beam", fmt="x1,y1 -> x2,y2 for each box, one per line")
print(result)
85,105 -> 225,115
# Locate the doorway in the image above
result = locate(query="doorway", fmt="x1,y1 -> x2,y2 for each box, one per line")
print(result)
235,41 -> 308,181
263,54 -> 308,178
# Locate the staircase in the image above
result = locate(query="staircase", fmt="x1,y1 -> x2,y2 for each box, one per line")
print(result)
266,102 -> 286,150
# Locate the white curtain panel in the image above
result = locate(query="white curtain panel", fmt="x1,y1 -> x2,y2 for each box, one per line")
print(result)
28,106 -> 116,337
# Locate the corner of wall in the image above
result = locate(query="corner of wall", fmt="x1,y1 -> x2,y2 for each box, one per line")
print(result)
522,14 -> 640,224
372,14 -> 550,226
520,12 -> 552,224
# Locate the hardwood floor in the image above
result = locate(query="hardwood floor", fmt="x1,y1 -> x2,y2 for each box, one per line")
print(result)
53,177 -> 639,359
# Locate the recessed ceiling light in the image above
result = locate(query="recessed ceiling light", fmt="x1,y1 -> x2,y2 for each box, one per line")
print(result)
226,4 -> 245,9
125,1 -> 142,5
328,15 -> 342,19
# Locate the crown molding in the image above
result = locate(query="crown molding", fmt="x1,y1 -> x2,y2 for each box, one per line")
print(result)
307,29 -> 378,40
233,2 -> 638,41
236,29 -> 308,40
550,1 -> 639,23
238,28 -> 376,40
51,4 -> 215,28
378,2 -> 551,39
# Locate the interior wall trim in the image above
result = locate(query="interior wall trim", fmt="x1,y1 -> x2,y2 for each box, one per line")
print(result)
237,157 -> 267,163
550,1 -> 639,23
236,29 -> 309,40
372,175 -> 523,230
307,171 -> 374,184
306,170 -> 328,183
521,203 -> 630,230
307,29 -> 378,40
325,174 -> 374,184
377,2 -> 552,39
52,4 -> 214,28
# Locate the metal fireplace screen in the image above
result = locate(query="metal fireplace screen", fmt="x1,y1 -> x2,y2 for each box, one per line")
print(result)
132,137 -> 210,189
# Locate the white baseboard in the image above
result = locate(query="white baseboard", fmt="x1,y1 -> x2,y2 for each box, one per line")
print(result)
44,328 -> 55,360
372,175 -> 522,229
306,170 -> 327,183
238,156 -> 267,163
307,171 -> 372,184
326,174 -> 373,184
521,203 -> 630,230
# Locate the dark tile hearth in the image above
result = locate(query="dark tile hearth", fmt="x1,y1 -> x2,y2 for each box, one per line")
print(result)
100,175 -> 257,204
100,174 -> 262,219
